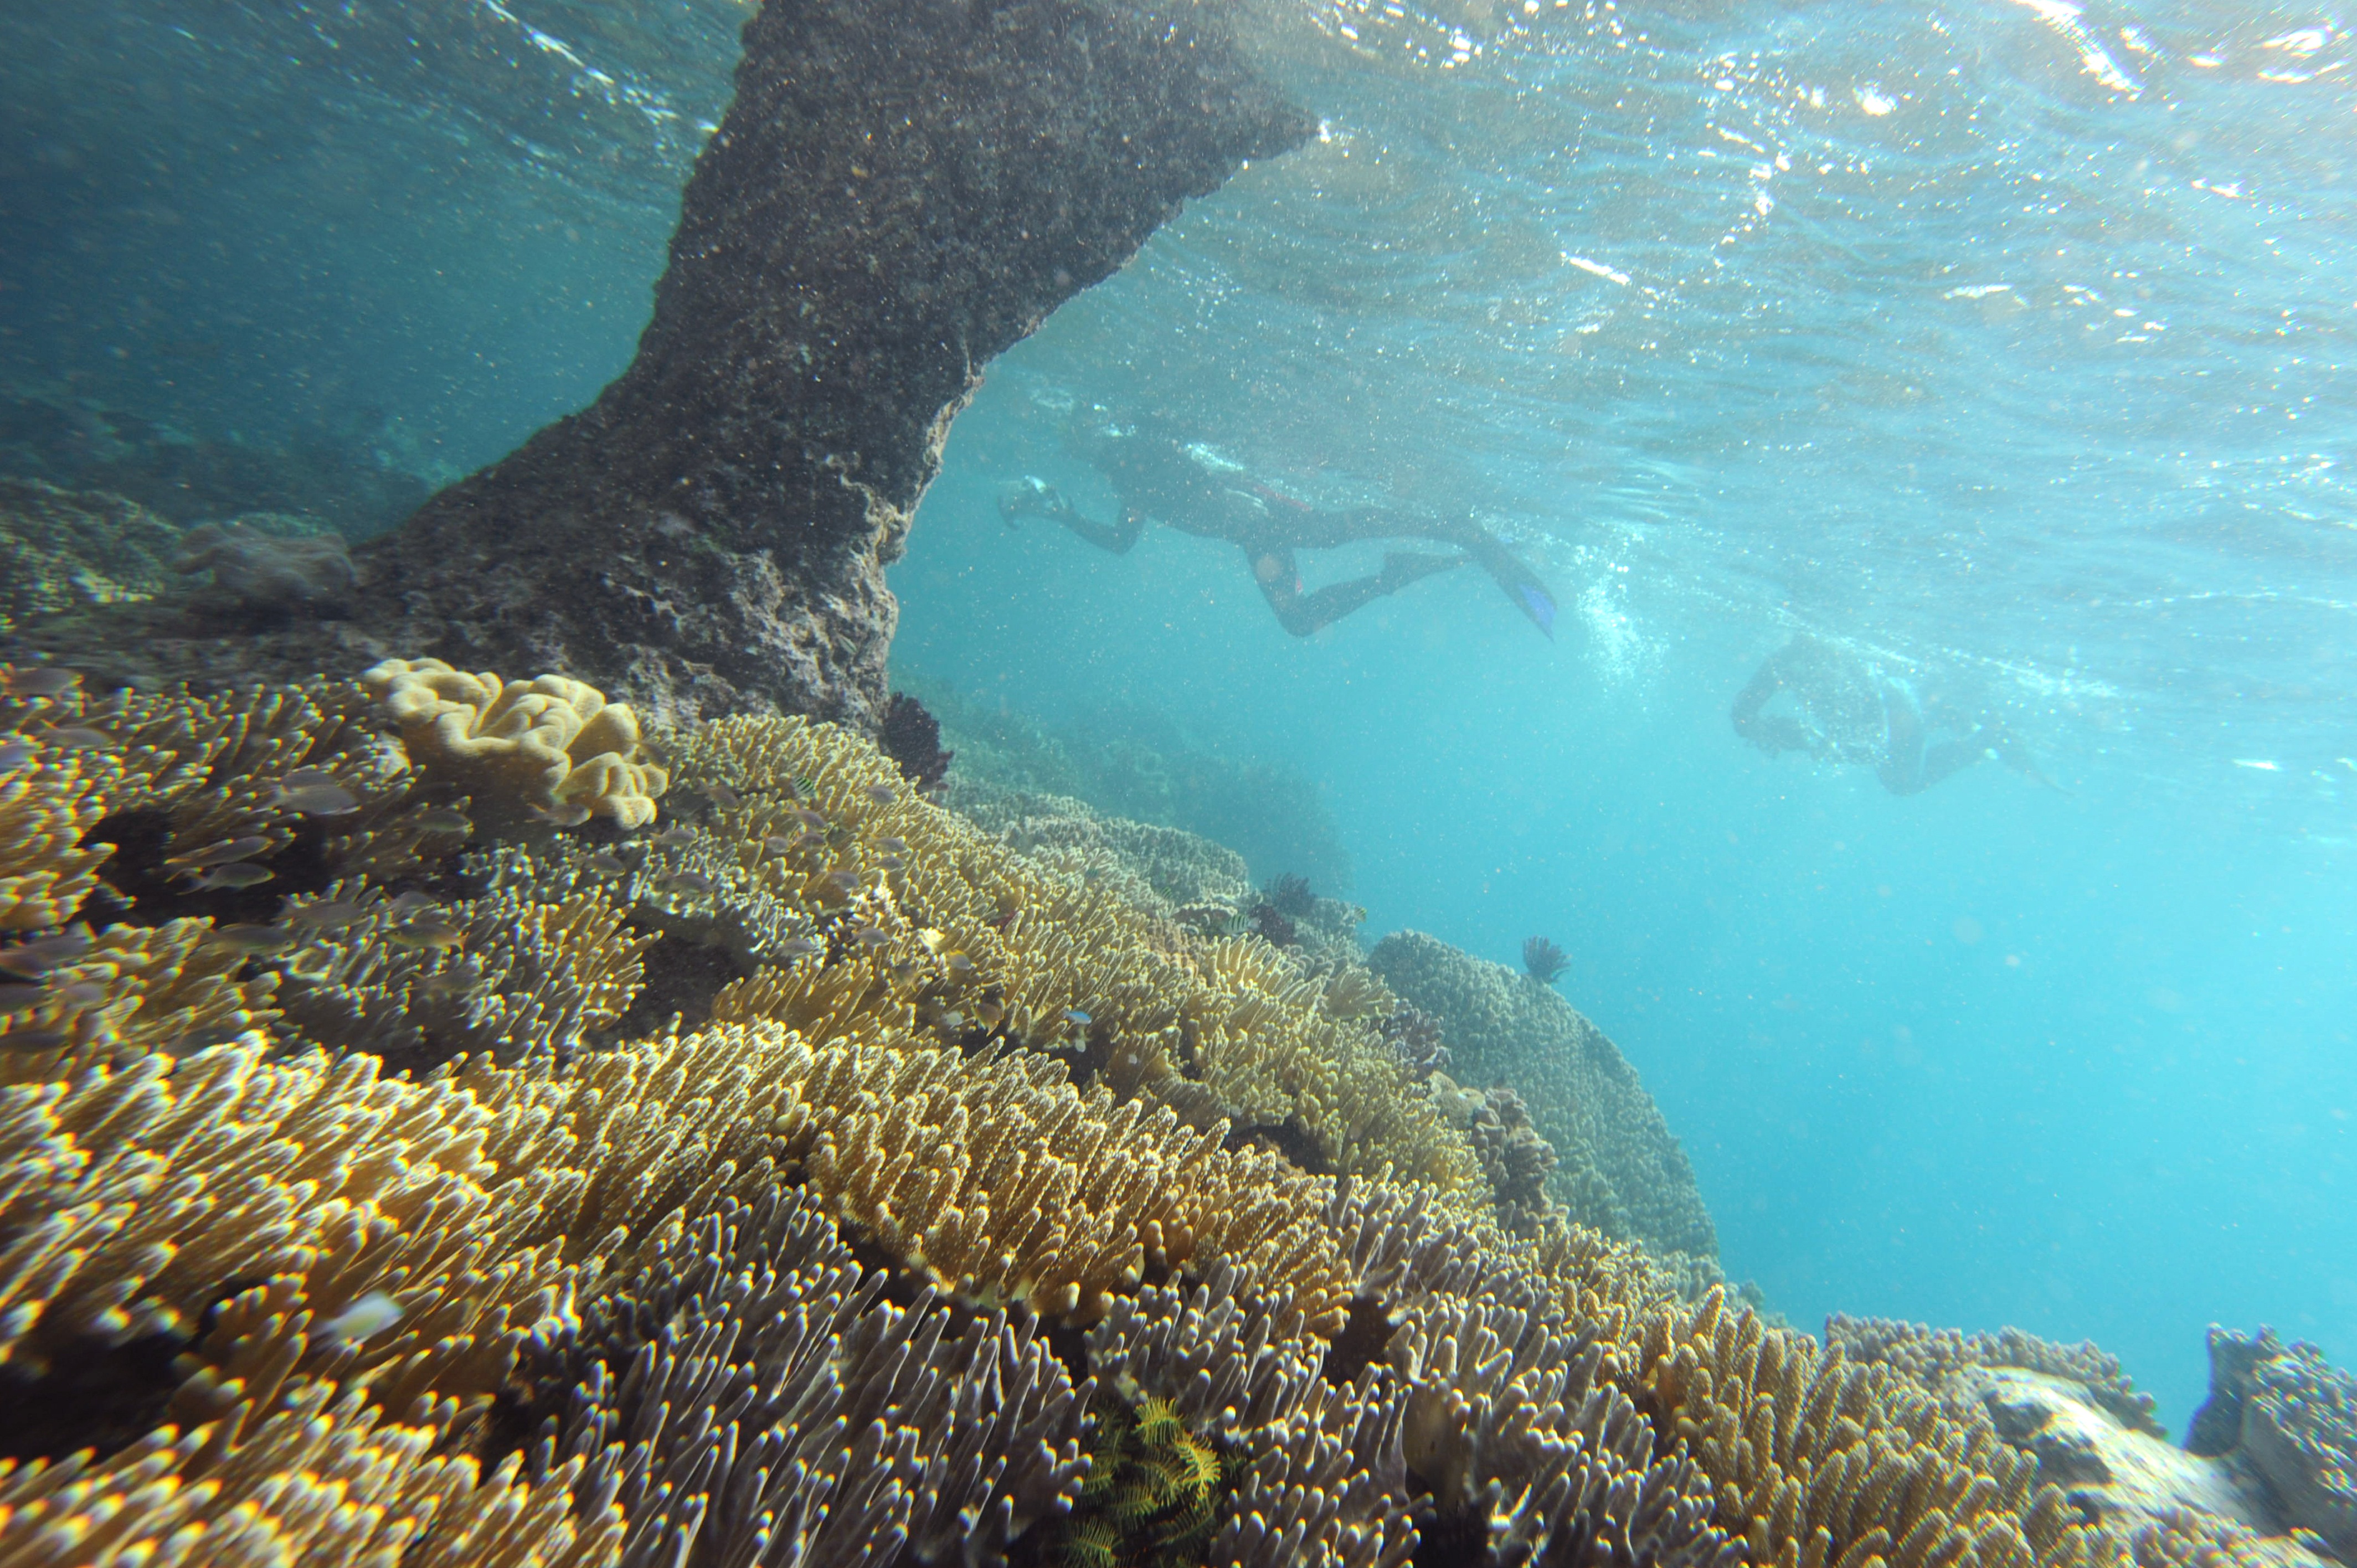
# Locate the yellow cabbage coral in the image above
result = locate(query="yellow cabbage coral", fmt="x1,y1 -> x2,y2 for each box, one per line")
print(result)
362,657 -> 667,829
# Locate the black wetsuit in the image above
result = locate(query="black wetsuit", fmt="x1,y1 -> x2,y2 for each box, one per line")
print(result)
1005,425 -> 1557,638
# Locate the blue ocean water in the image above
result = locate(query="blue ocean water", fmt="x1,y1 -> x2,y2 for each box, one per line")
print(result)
4,0 -> 2351,1424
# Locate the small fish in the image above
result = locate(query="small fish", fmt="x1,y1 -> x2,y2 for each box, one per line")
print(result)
52,982 -> 108,1007
181,863 -> 275,891
414,808 -> 472,836
285,900 -> 365,929
0,946 -> 66,981
388,916 -> 466,951
878,837 -> 909,855
387,891 -> 437,916
281,767 -> 339,790
320,1290 -> 404,1342
852,926 -> 893,950
281,948 -> 336,981
210,925 -> 295,956
1064,1009 -> 1092,1027
704,782 -> 742,809
415,972 -> 470,1002
791,809 -> 827,832
775,937 -> 823,958
167,834 -> 272,869
530,801 -> 593,828
938,1011 -> 965,1029
887,960 -> 922,984
0,1028 -> 70,1053
583,852 -> 629,876
653,871 -> 717,896
822,869 -> 863,893
762,835 -> 798,856
39,726 -> 112,749
0,741 -> 34,771
0,978 -> 49,1008
653,827 -> 698,850
279,783 -> 359,816
874,854 -> 905,871
863,782 -> 898,805
971,998 -> 1005,1030
942,951 -> 975,976
5,667 -> 80,698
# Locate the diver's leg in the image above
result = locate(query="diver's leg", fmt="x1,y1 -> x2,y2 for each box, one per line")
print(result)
1252,548 -> 1457,636
999,477 -> 1144,553
1912,735 -> 1990,793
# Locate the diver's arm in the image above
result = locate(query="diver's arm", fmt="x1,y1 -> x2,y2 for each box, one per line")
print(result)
1000,477 -> 1145,554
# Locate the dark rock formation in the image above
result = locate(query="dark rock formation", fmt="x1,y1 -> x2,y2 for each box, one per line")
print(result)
878,693 -> 953,793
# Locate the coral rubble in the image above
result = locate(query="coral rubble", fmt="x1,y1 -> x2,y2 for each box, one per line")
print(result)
0,658 -> 2329,1568
1372,928 -> 1721,1261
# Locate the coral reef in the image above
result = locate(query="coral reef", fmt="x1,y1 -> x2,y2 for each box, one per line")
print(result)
2187,1328 -> 2357,1563
1429,1072 -> 1561,1235
1372,929 -> 1720,1261
0,478 -> 183,636
0,659 -> 2307,1568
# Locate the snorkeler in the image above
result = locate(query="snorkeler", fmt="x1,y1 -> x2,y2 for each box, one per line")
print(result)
998,411 -> 1558,638
1730,632 -> 2056,796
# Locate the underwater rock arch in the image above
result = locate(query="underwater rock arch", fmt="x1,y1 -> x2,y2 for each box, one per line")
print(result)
338,0 -> 1310,727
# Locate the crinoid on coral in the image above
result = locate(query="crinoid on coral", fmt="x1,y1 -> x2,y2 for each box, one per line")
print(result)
1522,933 -> 1571,987
362,656 -> 668,832
1263,872 -> 1315,918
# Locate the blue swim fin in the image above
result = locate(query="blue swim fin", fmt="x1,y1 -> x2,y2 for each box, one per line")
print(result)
1516,582 -> 1557,639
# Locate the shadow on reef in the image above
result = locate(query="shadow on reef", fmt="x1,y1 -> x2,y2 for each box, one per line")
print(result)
3,652 -> 2354,1568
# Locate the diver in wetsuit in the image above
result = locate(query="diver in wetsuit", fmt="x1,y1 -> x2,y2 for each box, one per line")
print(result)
1730,632 -> 2052,795
999,412 -> 1558,638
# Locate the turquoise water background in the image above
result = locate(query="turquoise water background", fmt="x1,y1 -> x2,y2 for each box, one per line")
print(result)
3,0 -> 2352,1420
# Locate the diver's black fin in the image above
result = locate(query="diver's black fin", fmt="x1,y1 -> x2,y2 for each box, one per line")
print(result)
1465,537 -> 1557,638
